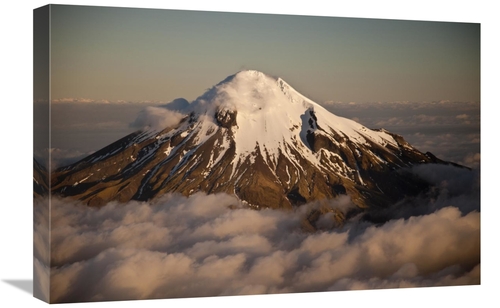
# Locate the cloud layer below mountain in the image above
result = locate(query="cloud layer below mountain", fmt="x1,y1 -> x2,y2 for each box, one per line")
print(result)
38,165 -> 479,303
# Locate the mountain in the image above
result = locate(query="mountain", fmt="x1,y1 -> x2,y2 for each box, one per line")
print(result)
34,158 -> 49,199
51,70 -> 458,213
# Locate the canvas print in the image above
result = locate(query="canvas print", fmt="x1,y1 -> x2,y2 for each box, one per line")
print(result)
33,4 -> 480,304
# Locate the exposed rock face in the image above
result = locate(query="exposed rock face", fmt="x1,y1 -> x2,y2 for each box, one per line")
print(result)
34,158 -> 49,199
51,70 -> 464,214
215,107 -> 237,128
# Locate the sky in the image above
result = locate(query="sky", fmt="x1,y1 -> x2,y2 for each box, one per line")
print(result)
1,1 -> 497,308
41,4 -> 481,165
48,5 -> 480,104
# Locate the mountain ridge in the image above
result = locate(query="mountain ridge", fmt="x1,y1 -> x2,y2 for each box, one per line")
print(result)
51,70 -> 463,214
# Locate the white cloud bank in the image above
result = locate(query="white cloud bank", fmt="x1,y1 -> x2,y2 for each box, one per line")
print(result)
44,165 -> 480,304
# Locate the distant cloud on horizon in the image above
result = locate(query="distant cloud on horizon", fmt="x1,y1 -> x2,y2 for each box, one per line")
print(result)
320,100 -> 480,106
319,100 -> 480,169
45,99 -> 480,169
46,98 -> 169,105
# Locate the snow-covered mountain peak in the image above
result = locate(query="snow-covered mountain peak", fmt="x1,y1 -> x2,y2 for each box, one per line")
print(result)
53,71 -> 457,210
157,71 -> 396,180
192,70 -> 284,114
153,71 -> 400,166
231,69 -> 274,81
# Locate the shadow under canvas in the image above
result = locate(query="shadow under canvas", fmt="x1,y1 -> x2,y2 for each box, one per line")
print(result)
3,280 -> 33,295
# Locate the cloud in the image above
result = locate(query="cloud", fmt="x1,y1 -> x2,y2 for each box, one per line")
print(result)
320,101 -> 479,138
34,257 -> 50,301
47,165 -> 480,303
318,101 -> 480,169
358,164 -> 480,223
319,101 -> 480,127
52,121 -> 125,130
130,106 -> 187,131
410,164 -> 479,199
34,198 -> 50,302
48,148 -> 94,170
51,98 -> 167,104
405,132 -> 480,169
52,98 -> 114,104
328,264 -> 480,291
374,117 -> 406,127
414,114 -> 439,123
464,153 -> 481,167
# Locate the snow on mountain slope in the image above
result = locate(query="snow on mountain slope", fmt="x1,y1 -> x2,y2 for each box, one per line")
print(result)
191,70 -> 396,156
52,70 -> 454,211
153,70 -> 400,177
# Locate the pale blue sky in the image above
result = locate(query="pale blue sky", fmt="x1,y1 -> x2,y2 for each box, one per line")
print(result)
50,4 -> 480,104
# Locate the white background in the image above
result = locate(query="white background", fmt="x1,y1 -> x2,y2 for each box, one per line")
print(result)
0,1 -> 497,307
